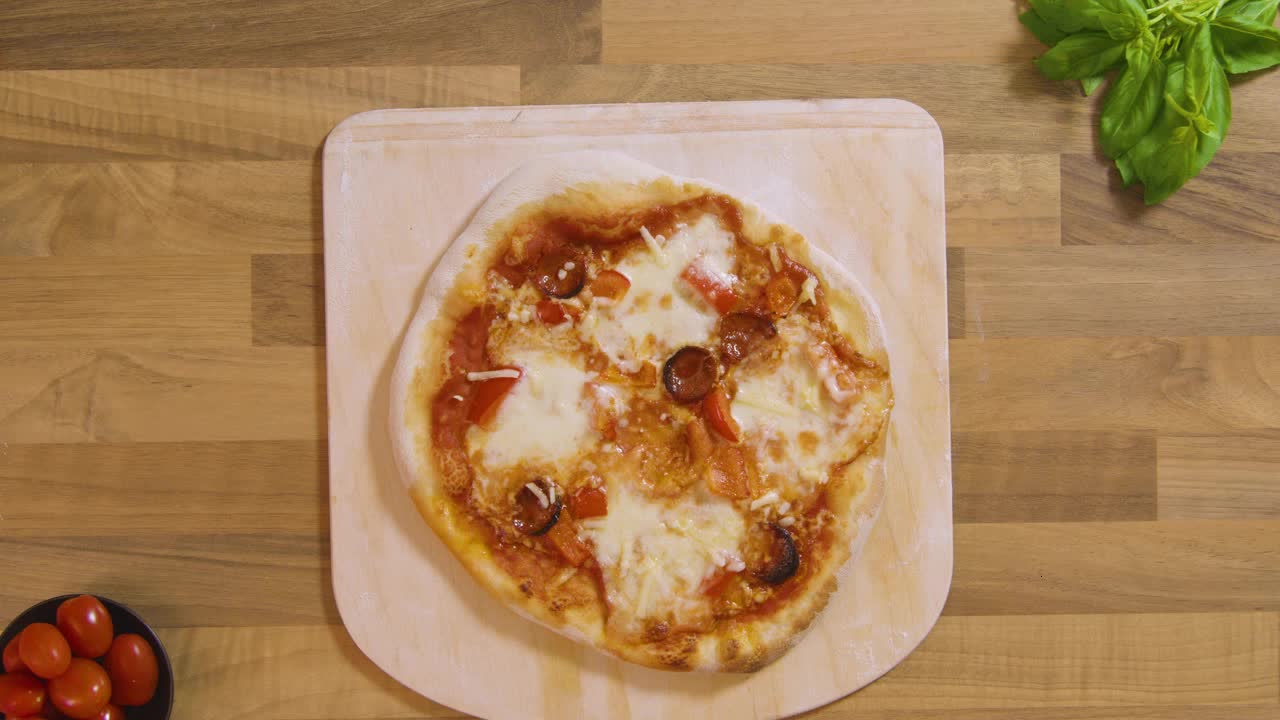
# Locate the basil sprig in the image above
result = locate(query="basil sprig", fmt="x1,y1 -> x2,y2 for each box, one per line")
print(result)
1022,0 -> 1280,204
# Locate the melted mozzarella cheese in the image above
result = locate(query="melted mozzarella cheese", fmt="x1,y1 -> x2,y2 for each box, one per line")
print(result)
579,214 -> 736,372
467,348 -> 594,472
732,320 -> 875,492
581,481 -> 745,626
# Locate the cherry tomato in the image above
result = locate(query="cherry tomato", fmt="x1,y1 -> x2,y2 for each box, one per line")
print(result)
567,486 -> 608,519
702,386 -> 741,443
534,299 -> 568,326
543,519 -> 593,567
94,703 -> 127,720
764,272 -> 800,316
48,658 -> 112,720
18,623 -> 72,679
589,269 -> 631,301
0,671 -> 47,716
4,633 -> 27,672
57,596 -> 115,659
708,446 -> 751,500
465,369 -> 522,427
680,261 -> 738,314
104,634 -> 158,707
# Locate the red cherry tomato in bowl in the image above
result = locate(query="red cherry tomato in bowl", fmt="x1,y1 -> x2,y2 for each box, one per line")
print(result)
18,622 -> 72,679
95,702 -> 127,720
49,657 -> 112,720
57,595 -> 115,659
3,634 -> 27,672
105,633 -> 159,707
0,671 -> 47,716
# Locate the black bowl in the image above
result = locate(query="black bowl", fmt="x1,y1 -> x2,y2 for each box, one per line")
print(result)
1,594 -> 174,719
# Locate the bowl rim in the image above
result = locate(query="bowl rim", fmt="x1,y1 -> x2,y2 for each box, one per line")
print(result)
1,593 -> 175,719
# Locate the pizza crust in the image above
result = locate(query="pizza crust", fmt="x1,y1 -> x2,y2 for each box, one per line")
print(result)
390,151 -> 890,672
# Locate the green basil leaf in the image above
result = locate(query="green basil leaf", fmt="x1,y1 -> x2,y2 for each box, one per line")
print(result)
1098,11 -> 1144,39
1115,152 -> 1138,187
1082,75 -> 1108,95
1031,0 -> 1147,31
1186,21 -> 1225,114
1035,32 -> 1128,80
1128,49 -> 1231,204
1090,0 -> 1149,40
1220,0 -> 1279,25
1021,8 -> 1070,46
1100,36 -> 1167,158
1211,16 -> 1280,74
1028,0 -> 1100,33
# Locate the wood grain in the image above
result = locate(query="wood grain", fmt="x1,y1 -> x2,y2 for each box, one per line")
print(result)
951,336 -> 1280,433
953,431 -> 1157,523
520,64 -> 1280,154
0,162 -> 318,256
0,256 -> 249,347
838,612 -> 1279,711
150,614 -> 1280,719
160,625 -> 460,720
0,533 -> 335,627
1159,434 -> 1280,520
602,0 -> 1040,65
807,705 -> 1280,720
1062,152 -> 1280,245
950,520 -> 1280,615
0,440 -> 325,537
954,246 -> 1280,338
253,254 -> 325,347
0,0 -> 600,69
0,66 -> 520,162
947,247 -> 964,339
0,347 -> 324,443
946,154 -> 1060,247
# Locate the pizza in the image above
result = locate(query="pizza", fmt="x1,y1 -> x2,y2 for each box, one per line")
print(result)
390,152 -> 893,672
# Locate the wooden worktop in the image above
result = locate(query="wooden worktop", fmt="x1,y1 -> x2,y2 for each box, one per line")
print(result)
1,2 -> 1277,719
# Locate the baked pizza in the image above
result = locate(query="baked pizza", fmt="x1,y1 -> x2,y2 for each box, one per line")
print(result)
391,152 -> 893,672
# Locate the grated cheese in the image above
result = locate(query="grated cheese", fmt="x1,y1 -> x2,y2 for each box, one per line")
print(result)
769,244 -> 782,272
549,567 -> 577,588
450,394 -> 464,401
778,516 -> 796,528
799,276 -> 819,305
635,559 -> 658,618
735,391 -> 798,417
750,490 -> 781,511
639,226 -> 667,263
525,482 -> 549,508
467,368 -> 521,382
